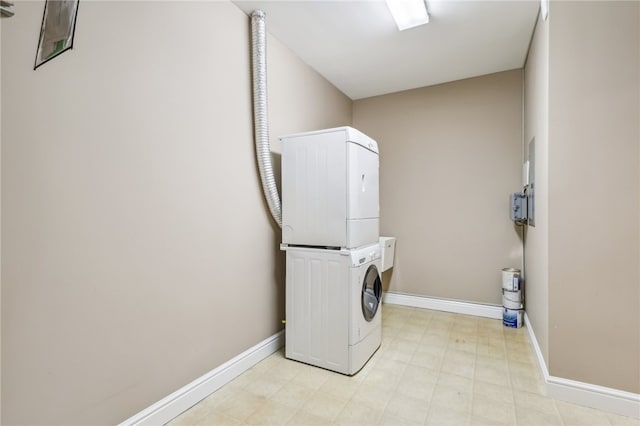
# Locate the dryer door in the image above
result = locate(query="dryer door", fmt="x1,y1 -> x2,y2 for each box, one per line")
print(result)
361,265 -> 382,321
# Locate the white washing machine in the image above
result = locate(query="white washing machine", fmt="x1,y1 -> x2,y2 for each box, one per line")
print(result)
281,126 -> 379,249
282,243 -> 382,375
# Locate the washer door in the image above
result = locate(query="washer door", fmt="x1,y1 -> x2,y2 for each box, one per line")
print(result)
361,265 -> 382,322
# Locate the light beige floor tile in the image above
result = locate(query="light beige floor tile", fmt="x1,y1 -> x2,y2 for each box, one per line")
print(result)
402,321 -> 428,334
513,390 -> 558,415
451,328 -> 479,342
286,409 -> 333,426
477,327 -> 506,340
396,366 -> 438,403
385,338 -> 419,354
556,400 -> 614,426
245,375 -> 287,399
383,316 -> 407,327
477,317 -> 503,329
251,351 -> 285,373
263,358 -> 306,381
300,391 -> 348,421
355,356 -> 379,380
375,357 -> 409,374
431,310 -> 456,321
415,342 -> 446,357
426,404 -> 470,426
430,383 -> 473,414
419,332 -> 449,348
225,368 -> 264,390
395,373 -> 436,402
452,322 -> 478,336
607,413 -> 640,426
379,342 -> 417,363
197,386 -> 239,411
474,356 -> 511,387
424,325 -> 452,338
245,399 -> 297,425
402,364 -> 439,385
350,382 -> 395,410
509,359 -> 539,376
440,350 -> 475,379
471,392 -> 516,424
473,380 -> 515,405
447,334 -> 478,354
477,342 -> 507,360
437,372 -> 474,392
396,329 -> 424,343
477,334 -> 506,347
362,368 -> 403,388
318,375 -> 361,400
506,345 -> 537,364
476,353 -> 510,371
510,370 -> 545,395
167,403 -> 212,426
470,415 -> 512,426
268,381 -> 316,409
334,400 -> 384,426
429,314 -> 455,327
216,389 -> 267,422
289,366 -> 333,390
383,393 -> 430,424
450,322 -> 478,341
515,405 -> 565,426
181,410 -> 243,426
429,318 -> 454,333
410,308 -> 433,319
404,319 -> 429,333
378,413 -> 423,425
409,348 -> 444,370
382,324 -> 401,338
508,354 -> 538,370
385,314 -> 411,323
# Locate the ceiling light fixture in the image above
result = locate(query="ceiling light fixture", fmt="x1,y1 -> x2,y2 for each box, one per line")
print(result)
385,0 -> 429,31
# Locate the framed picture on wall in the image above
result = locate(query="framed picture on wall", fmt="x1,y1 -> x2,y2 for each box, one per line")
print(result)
34,0 -> 79,69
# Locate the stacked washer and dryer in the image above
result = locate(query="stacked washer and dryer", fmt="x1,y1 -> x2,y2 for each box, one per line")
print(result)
280,126 -> 382,376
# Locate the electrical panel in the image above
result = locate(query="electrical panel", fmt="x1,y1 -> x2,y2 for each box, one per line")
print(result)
510,192 -> 527,223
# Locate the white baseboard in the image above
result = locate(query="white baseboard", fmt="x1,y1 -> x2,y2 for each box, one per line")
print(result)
523,312 -> 550,380
524,313 -> 640,419
382,291 -> 503,320
118,331 -> 285,426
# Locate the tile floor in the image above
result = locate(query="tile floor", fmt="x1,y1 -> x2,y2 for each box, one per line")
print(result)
168,304 -> 639,426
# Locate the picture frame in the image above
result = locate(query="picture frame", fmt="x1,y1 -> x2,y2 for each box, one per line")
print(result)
34,0 -> 79,69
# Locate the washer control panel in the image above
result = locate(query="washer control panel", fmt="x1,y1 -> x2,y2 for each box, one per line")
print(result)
350,243 -> 381,267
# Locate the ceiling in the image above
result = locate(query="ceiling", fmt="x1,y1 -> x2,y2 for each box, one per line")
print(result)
232,0 -> 540,100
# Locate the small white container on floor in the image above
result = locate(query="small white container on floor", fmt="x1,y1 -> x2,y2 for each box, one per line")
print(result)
502,289 -> 523,310
503,307 -> 524,328
502,268 -> 521,291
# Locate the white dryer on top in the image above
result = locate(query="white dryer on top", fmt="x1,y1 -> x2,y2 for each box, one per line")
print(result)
281,126 -> 379,249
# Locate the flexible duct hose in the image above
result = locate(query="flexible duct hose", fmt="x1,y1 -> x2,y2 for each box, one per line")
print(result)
251,10 -> 282,228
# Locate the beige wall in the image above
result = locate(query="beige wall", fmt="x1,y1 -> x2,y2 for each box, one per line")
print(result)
547,1 -> 639,393
353,71 -> 523,305
0,1 -> 350,424
0,12 -> 3,425
523,12 -> 550,365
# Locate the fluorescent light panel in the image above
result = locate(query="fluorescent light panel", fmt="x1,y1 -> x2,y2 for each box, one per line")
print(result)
385,0 -> 429,31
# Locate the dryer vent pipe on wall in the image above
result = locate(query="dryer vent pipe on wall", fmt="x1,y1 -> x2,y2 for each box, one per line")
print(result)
251,10 -> 282,228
